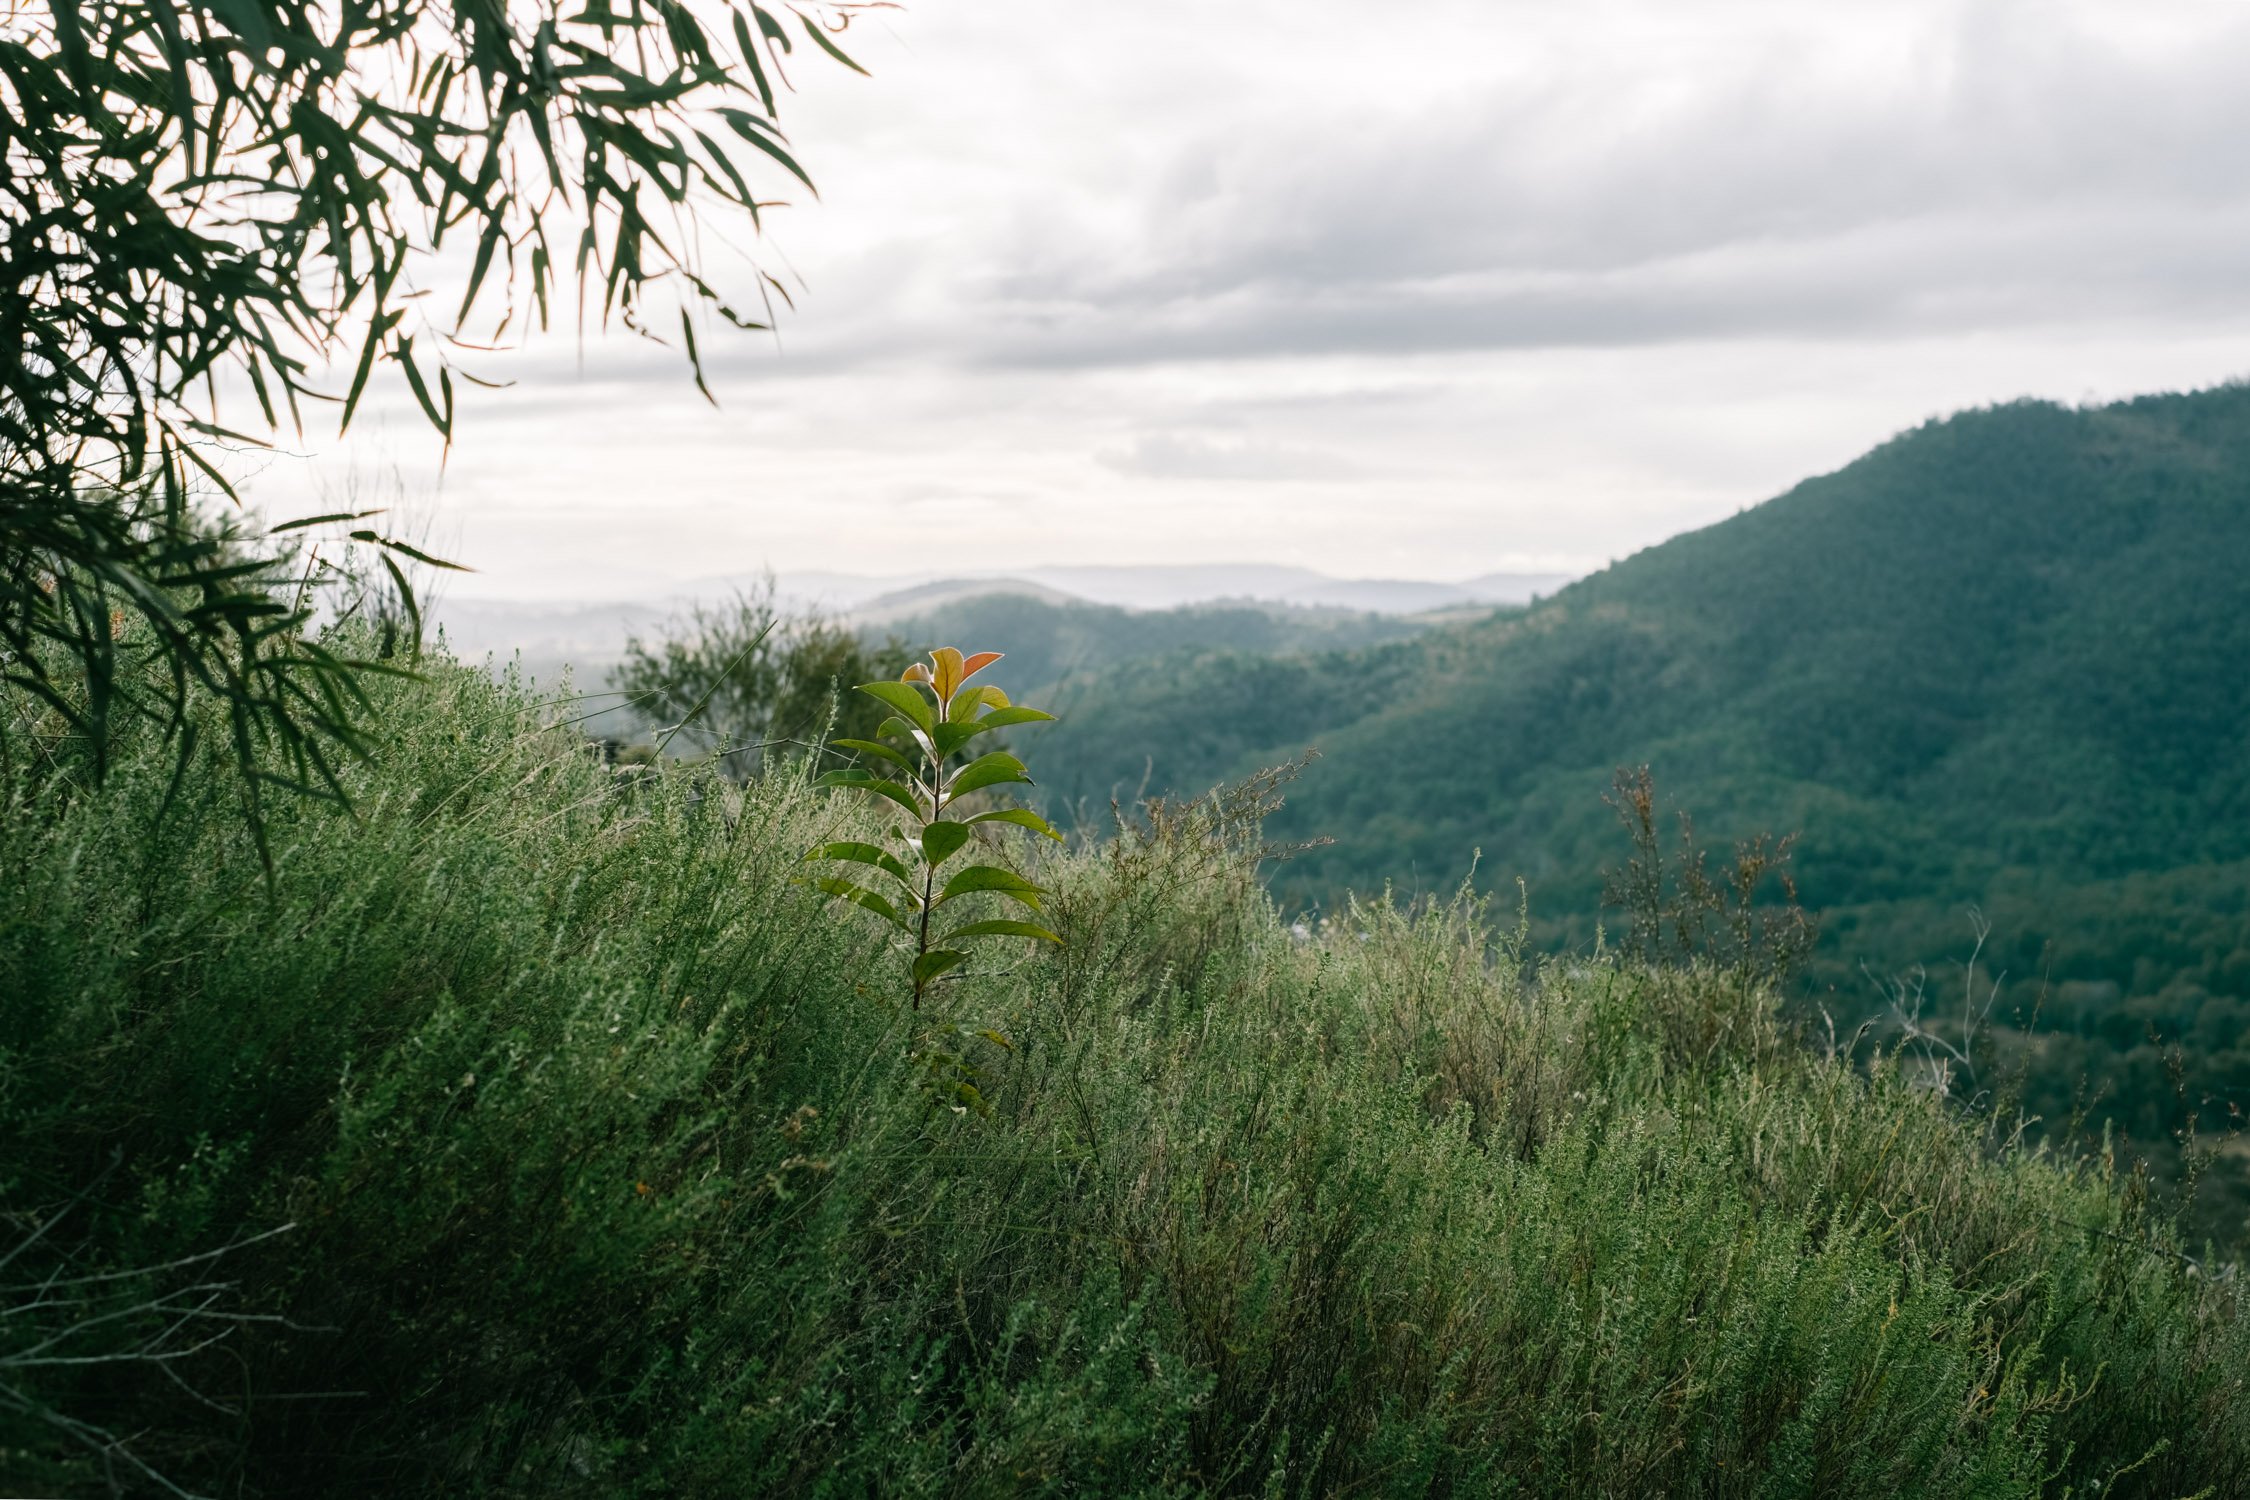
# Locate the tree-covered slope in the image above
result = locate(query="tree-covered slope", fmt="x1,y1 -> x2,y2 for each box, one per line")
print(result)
1034,388 -> 2250,1233
875,591 -> 1431,706
1042,386 -> 2250,918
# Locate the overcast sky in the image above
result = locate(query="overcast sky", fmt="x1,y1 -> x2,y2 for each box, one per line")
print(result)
256,0 -> 2250,600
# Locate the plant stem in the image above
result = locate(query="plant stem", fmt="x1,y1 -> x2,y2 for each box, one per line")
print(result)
913,688 -> 950,1011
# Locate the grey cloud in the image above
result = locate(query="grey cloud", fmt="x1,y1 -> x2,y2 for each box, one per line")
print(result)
1133,7 -> 2250,294
1098,432 -> 1365,481
932,2 -> 2250,367
378,0 -> 2250,400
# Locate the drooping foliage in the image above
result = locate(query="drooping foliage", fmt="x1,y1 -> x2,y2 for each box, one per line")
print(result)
1,0 -> 870,816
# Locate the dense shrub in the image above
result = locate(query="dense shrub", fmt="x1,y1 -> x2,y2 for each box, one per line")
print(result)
2,654 -> 2245,1496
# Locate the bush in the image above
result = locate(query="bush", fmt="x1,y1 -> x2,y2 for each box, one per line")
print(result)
2,651 -> 2244,1496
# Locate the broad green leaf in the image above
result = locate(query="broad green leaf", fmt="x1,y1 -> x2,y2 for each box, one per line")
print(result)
937,865 -> 1044,907
830,737 -> 915,774
812,876 -> 910,930
929,719 -> 984,757
813,768 -> 923,820
920,821 -> 972,866
944,919 -> 1061,944
912,948 -> 968,986
977,705 -> 1055,729
950,751 -> 1031,798
804,841 -> 914,887
967,808 -> 1063,841
932,706 -> 1055,757
855,679 -> 933,734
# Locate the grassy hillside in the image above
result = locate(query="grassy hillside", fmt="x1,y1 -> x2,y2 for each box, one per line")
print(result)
6,653 -> 2247,1495
1033,386 -> 2250,1235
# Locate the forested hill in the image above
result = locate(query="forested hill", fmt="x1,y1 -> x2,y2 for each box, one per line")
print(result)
874,591 -> 1429,704
1037,383 -> 2250,1018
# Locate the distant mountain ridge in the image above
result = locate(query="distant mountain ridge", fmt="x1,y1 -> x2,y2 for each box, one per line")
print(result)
428,562 -> 1575,694
1034,385 -> 2250,1001
1043,389 -> 2250,888
683,563 -> 1575,615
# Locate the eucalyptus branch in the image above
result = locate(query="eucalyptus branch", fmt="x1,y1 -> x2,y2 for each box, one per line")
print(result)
805,647 -> 1062,1011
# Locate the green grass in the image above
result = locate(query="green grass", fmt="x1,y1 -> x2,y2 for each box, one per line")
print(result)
3,654 -> 2246,1496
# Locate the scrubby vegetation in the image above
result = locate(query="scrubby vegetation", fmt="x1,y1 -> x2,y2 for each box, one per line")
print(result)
6,649 -> 2247,1496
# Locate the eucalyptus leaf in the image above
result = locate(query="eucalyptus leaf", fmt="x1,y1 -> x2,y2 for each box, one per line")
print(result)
855,680 -> 934,734
812,877 -> 910,931
830,737 -> 917,774
950,751 -> 1032,799
804,841 -> 915,888
912,948 -> 968,986
966,808 -> 1064,841
920,821 -> 973,866
813,768 -> 924,820
937,865 -> 1044,907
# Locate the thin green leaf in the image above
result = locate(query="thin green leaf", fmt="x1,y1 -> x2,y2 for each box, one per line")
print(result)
271,509 -> 385,533
380,552 -> 424,659
798,12 -> 870,74
733,10 -> 777,114
394,338 -> 450,438
347,533 -> 473,572
680,309 -> 714,403
714,107 -> 816,193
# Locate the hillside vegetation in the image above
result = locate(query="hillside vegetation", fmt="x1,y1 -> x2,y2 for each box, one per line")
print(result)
877,591 -> 1431,705
1034,386 -> 2250,1239
4,652 -> 2247,1495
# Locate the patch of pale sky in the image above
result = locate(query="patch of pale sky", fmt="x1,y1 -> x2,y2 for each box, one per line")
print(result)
247,0 -> 2250,599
